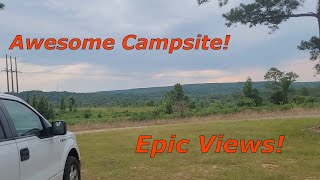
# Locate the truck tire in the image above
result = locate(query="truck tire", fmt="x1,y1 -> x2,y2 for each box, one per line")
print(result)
63,156 -> 81,180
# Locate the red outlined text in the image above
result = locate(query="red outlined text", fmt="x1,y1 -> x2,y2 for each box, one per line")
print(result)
8,34 -> 231,54
136,135 -> 285,158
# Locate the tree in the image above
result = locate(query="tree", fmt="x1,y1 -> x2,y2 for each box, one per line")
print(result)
162,83 -> 190,117
173,100 -> 189,118
48,104 -> 55,120
44,97 -> 49,116
146,100 -> 155,107
68,96 -> 76,112
243,77 -> 254,98
34,96 -> 54,120
60,97 -> 66,111
26,95 -> 31,105
0,3 -> 4,9
301,87 -> 310,96
298,37 -> 320,74
198,0 -> 320,74
264,67 -> 299,104
32,95 -> 37,108
37,96 -> 47,117
169,83 -> 187,102
162,98 -> 173,114
251,88 -> 263,106
238,77 -> 262,106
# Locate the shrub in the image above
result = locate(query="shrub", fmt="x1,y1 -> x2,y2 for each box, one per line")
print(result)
237,97 -> 256,107
306,97 -> 316,104
279,104 -> 294,111
97,113 -> 103,118
293,96 -> 306,105
83,109 -> 92,119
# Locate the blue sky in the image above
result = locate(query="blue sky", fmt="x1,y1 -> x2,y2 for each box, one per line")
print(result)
0,0 -> 319,92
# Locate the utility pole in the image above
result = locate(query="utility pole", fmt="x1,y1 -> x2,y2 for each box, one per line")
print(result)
5,55 -> 9,93
2,55 -> 21,94
15,57 -> 19,93
10,56 -> 14,93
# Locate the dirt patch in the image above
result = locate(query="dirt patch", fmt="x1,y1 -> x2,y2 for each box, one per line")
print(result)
303,177 -> 319,180
309,125 -> 320,134
261,164 -> 279,170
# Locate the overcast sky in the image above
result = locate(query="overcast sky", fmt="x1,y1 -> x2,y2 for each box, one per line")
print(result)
0,0 -> 319,92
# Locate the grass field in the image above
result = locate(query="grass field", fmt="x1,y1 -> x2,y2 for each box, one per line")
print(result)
77,117 -> 320,180
56,107 -> 156,125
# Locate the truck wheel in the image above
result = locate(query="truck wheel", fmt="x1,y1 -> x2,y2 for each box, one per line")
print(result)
63,156 -> 81,180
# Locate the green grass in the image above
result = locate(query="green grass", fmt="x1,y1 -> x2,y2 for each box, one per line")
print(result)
56,104 -> 320,125
56,106 -> 156,125
77,117 -> 320,180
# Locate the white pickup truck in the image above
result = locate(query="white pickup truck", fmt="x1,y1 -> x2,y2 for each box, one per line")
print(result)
0,94 -> 81,180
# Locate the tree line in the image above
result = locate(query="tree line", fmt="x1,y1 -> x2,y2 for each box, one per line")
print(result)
23,67 -> 319,123
158,67 -> 315,118
26,95 -> 77,120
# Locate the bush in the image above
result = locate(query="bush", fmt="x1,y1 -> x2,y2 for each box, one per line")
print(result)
128,112 -> 153,122
293,96 -> 306,105
306,97 -> 316,104
237,97 -> 256,107
278,104 -> 294,111
293,96 -> 316,105
97,113 -> 103,118
83,109 -> 92,119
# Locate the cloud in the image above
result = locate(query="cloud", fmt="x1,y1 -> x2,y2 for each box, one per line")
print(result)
0,57 -> 318,93
13,0 -> 224,36
152,68 -> 262,85
278,58 -> 319,81
152,58 -> 319,85
0,1 -> 318,93
0,59 -> 134,92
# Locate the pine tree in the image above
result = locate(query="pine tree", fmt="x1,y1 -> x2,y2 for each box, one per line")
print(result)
163,83 -> 190,117
243,77 -> 253,98
238,77 -> 262,107
198,0 -> 320,73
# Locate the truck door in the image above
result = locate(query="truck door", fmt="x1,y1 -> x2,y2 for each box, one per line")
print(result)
0,99 -> 62,180
0,105 -> 20,180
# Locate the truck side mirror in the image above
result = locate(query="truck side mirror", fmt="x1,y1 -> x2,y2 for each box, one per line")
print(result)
52,121 -> 67,136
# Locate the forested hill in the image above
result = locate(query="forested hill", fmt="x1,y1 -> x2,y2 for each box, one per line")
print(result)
15,81 -> 320,106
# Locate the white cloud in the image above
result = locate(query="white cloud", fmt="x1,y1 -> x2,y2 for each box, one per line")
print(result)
152,59 -> 320,85
151,68 -> 263,85
0,57 -> 318,93
2,0 -> 225,36
0,1 -> 318,92
0,59 -> 133,92
278,59 -> 319,81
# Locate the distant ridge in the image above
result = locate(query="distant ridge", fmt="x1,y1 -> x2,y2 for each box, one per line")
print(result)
15,81 -> 320,106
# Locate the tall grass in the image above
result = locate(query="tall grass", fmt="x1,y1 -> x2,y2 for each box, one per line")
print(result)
55,103 -> 320,125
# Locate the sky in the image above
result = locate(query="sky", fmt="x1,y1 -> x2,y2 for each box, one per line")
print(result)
0,0 -> 319,92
